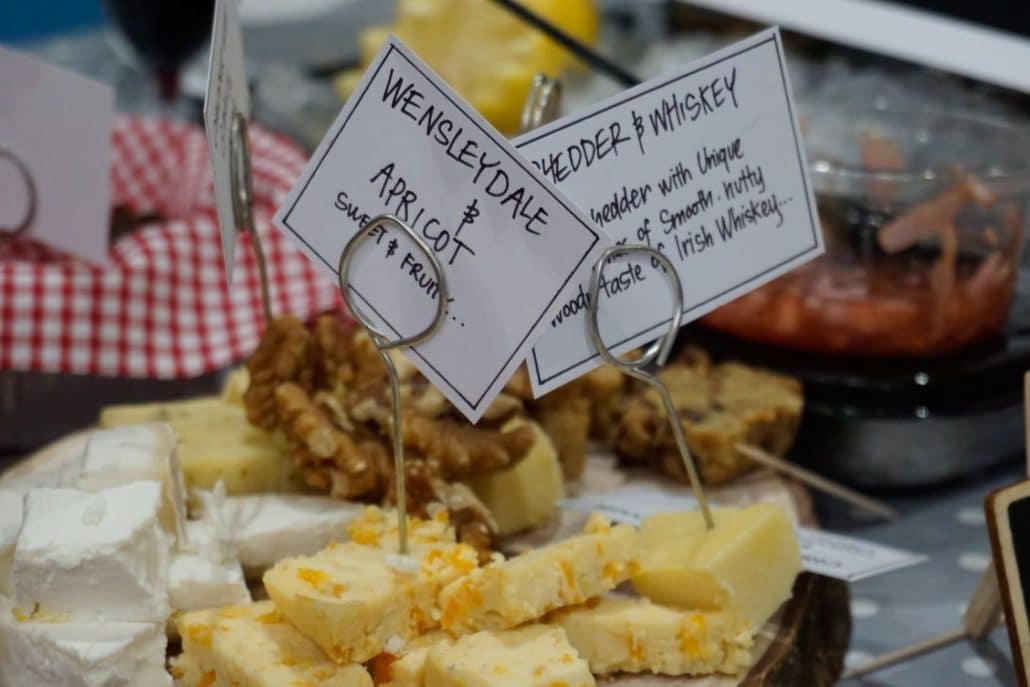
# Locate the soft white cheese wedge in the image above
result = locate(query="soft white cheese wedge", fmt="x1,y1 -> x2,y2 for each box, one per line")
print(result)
0,613 -> 171,687
0,489 -> 24,597
0,443 -> 85,491
12,482 -> 170,623
169,516 -> 251,625
77,423 -> 189,547
198,492 -> 361,573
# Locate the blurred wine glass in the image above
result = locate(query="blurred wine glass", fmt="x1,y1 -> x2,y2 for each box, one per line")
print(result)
102,0 -> 215,101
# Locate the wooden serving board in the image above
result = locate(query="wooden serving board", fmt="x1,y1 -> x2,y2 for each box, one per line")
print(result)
5,436 -> 849,686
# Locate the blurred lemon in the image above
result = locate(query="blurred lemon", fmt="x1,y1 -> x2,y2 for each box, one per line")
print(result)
334,0 -> 599,136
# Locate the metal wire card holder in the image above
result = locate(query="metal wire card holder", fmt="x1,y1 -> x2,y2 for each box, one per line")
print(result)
0,146 -> 37,241
337,214 -> 448,554
229,111 -> 274,322
587,244 -> 715,529
520,73 -> 562,133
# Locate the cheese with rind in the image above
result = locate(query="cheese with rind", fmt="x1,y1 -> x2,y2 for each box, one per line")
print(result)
197,492 -> 362,573
0,613 -> 171,687
78,423 -> 189,547
0,489 -> 24,596
168,517 -> 251,630
631,504 -> 801,630
12,483 -> 170,623
99,397 -> 301,494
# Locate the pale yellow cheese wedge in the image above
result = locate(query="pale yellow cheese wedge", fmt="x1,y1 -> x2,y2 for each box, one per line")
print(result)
423,624 -> 595,687
631,504 -> 801,630
264,539 -> 477,664
551,596 -> 753,676
439,514 -> 638,633
466,418 -> 564,537
100,397 -> 301,494
220,367 -> 250,406
174,601 -> 372,687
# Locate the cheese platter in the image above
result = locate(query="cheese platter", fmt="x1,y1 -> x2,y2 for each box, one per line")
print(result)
0,311 -> 850,687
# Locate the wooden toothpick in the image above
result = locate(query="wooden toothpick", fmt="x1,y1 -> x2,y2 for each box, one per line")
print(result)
734,443 -> 897,522
846,528 -> 1006,679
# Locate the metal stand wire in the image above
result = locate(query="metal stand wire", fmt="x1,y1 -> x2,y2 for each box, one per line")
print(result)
337,214 -> 448,553
587,244 -> 714,529
229,112 -> 273,322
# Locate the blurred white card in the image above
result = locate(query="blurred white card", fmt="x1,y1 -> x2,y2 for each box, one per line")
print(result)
0,46 -> 113,264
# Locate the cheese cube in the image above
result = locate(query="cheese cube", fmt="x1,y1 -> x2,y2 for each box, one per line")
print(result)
0,489 -> 24,596
198,492 -> 361,573
632,504 -> 801,630
423,624 -> 595,687
346,506 -> 461,550
551,596 -> 753,676
264,539 -> 477,664
467,419 -> 564,536
12,483 -> 170,623
175,601 -> 372,687
220,367 -> 250,406
170,652 -> 212,686
0,614 -> 170,687
99,397 -> 301,494
78,423 -> 189,547
368,631 -> 453,687
439,515 -> 638,633
169,517 -> 251,625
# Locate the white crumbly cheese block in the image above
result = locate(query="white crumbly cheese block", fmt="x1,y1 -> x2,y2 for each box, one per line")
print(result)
78,423 -> 189,547
12,482 -> 170,623
0,613 -> 171,687
0,489 -> 25,597
169,517 -> 251,621
199,493 -> 362,573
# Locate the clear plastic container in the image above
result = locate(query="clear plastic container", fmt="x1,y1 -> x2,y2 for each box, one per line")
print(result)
703,108 -> 1030,356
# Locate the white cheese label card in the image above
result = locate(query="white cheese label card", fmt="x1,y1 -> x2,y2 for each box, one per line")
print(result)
204,0 -> 251,284
515,28 -> 823,396
273,36 -> 609,423
794,528 -> 928,582
0,46 -> 113,265
561,486 -> 927,582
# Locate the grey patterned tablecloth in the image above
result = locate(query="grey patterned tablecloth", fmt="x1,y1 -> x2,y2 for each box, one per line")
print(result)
817,461 -> 1023,687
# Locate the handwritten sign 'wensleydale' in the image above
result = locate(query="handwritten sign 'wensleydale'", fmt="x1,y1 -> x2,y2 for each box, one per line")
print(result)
516,29 -> 823,396
274,36 -> 608,422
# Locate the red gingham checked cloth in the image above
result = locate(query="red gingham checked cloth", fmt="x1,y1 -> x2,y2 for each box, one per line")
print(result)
0,117 -> 342,378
